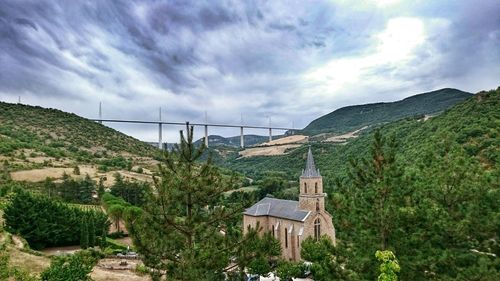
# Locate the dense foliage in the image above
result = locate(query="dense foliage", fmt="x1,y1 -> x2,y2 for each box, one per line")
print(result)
128,126 -> 279,281
4,190 -> 109,249
40,250 -> 103,281
58,173 -> 96,204
302,88 -> 472,135
219,88 -> 499,279
109,173 -> 150,206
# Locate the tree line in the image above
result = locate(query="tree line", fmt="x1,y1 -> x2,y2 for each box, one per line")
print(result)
3,190 -> 109,250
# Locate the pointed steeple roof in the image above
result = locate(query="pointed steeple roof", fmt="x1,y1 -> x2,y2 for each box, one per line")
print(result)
302,147 -> 321,178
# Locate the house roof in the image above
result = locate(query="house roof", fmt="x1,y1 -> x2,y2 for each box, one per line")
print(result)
301,147 -> 321,178
244,197 -> 310,222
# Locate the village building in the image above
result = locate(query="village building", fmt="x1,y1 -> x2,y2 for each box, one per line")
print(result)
243,148 -> 336,261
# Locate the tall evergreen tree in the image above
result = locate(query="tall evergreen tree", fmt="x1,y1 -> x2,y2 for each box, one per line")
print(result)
43,177 -> 55,198
79,174 -> 95,204
99,225 -> 107,249
128,125 -> 270,281
88,216 -> 96,247
332,130 -> 409,279
97,177 -> 105,199
80,217 -> 89,249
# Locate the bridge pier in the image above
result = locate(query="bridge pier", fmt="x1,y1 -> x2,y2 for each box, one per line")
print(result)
269,128 -> 272,142
240,127 -> 244,148
158,107 -> 162,150
204,125 -> 209,147
158,123 -> 162,150
98,102 -> 102,124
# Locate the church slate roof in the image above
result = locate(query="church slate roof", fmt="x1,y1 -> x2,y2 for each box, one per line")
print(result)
244,197 -> 311,222
301,147 -> 321,178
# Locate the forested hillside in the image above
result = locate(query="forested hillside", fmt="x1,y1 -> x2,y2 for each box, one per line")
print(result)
220,87 -> 499,280
224,88 -> 496,183
302,88 -> 472,135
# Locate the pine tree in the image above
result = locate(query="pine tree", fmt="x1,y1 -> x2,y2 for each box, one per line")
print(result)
88,216 -> 96,247
80,217 -> 89,249
43,177 -> 55,198
99,225 -> 107,249
97,177 -> 105,199
128,125 -> 261,281
332,130 -> 408,280
347,130 -> 405,251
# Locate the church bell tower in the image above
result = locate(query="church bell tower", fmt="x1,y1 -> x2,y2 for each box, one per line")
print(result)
299,147 -> 326,212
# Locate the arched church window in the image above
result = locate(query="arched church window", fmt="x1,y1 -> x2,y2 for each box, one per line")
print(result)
304,183 -> 307,193
314,218 -> 321,240
315,182 -> 318,193
316,199 -> 320,211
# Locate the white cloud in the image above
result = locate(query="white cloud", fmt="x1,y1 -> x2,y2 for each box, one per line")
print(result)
303,17 -> 426,99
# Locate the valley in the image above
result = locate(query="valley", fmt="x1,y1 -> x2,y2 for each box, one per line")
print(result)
0,87 -> 498,280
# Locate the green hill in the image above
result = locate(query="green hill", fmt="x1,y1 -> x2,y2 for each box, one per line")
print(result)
0,102 -> 158,166
302,88 -> 472,135
221,87 -> 498,184
219,88 -> 499,280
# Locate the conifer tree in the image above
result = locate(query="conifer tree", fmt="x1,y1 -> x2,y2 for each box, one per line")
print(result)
97,177 -> 105,199
43,177 -> 55,198
332,130 -> 408,279
99,225 -> 107,249
128,124 -> 266,281
80,217 -> 89,249
79,174 -> 95,204
88,216 -> 96,247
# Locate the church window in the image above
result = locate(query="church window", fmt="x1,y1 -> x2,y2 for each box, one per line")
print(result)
272,225 -> 275,237
316,199 -> 320,211
315,182 -> 318,193
297,236 -> 300,248
304,183 -> 307,193
314,218 -> 321,240
285,228 -> 288,248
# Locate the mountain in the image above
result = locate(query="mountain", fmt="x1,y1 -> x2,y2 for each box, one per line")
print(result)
220,87 -> 498,182
302,88 -> 472,135
0,102 -> 158,161
216,87 -> 499,280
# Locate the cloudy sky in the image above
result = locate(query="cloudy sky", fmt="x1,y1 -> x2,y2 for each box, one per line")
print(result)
1,0 -> 499,142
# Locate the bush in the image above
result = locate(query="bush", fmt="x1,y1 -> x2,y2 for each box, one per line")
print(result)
40,250 -> 100,281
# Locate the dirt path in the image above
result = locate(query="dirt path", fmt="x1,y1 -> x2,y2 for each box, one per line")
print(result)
11,235 -> 25,249
92,258 -> 150,281
41,245 -> 81,255
324,126 -> 368,143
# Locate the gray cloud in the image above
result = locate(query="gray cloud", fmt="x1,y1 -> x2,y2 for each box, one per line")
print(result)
0,0 -> 499,142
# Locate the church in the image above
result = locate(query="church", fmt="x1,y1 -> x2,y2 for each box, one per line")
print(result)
243,148 -> 336,261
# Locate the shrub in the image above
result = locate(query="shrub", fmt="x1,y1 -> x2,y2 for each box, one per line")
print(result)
40,250 -> 99,281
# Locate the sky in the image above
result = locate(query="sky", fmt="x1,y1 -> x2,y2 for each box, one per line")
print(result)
1,0 -> 499,142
